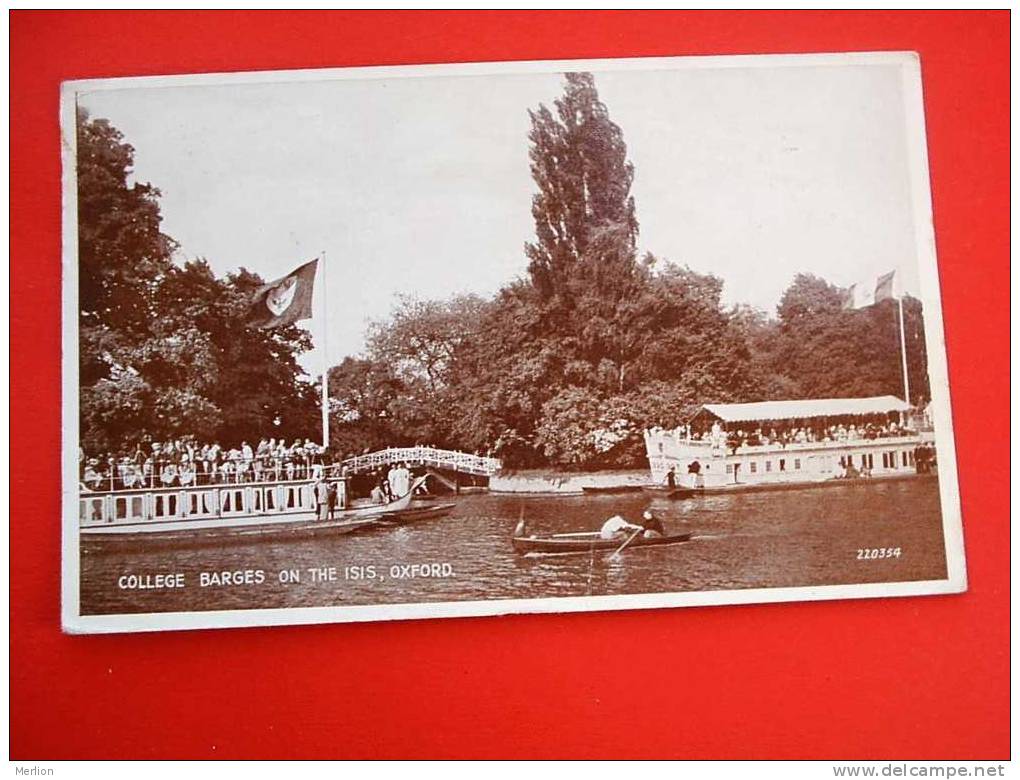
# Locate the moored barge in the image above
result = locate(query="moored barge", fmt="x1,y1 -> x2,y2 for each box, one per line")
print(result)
78,476 -> 426,540
644,396 -> 936,491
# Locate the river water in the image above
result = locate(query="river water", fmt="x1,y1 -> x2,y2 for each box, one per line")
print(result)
80,477 -> 947,616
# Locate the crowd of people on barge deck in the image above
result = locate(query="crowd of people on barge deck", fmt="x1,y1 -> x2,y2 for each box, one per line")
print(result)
79,438 -> 336,492
656,418 -> 918,452
78,437 -> 429,507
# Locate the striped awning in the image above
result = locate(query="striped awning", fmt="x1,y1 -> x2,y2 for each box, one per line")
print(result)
696,396 -> 909,424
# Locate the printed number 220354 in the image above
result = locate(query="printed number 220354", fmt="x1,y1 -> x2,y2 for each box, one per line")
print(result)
857,547 -> 902,560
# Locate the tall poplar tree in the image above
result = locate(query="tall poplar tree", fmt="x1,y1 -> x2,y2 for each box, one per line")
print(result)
525,72 -> 639,298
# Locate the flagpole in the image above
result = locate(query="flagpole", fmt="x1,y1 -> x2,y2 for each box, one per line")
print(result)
320,250 -> 330,450
897,294 -> 910,409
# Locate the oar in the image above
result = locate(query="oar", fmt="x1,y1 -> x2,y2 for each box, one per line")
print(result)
609,526 -> 643,561
513,506 -> 526,539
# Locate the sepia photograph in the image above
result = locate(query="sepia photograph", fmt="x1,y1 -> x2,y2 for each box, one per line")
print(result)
61,52 -> 966,633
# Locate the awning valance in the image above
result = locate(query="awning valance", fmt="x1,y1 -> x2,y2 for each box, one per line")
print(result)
694,396 -> 909,424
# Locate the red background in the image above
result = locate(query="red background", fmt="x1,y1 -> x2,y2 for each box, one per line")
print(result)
10,11 -> 1009,759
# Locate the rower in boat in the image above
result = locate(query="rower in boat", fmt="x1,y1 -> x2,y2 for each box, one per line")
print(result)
639,510 -> 665,538
599,514 -> 643,540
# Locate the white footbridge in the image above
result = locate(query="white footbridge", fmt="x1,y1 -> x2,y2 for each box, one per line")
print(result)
342,446 -> 502,477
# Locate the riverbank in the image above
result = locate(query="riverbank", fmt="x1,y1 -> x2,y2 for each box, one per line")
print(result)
490,469 -> 650,496
489,467 -> 937,496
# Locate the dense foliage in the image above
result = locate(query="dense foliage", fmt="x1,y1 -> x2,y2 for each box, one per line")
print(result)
79,74 -> 930,469
77,108 -> 317,454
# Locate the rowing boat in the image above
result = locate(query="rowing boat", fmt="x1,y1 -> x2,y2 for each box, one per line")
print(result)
512,530 -> 694,555
640,485 -> 699,499
375,502 -> 456,525
580,485 -> 644,495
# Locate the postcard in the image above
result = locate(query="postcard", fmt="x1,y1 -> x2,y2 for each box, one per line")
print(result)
61,52 -> 966,633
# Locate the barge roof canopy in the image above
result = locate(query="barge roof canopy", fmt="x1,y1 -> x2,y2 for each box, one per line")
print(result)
696,396 -> 909,424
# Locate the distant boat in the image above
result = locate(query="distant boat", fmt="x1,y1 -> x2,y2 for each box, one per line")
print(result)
641,485 -> 698,499
580,485 -> 644,495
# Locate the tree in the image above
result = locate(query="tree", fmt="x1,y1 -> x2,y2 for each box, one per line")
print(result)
520,73 -> 651,397
366,293 -> 489,394
76,110 -> 318,454
157,261 -> 317,445
326,357 -> 397,453
434,74 -> 771,468
765,274 -> 929,403
77,106 -> 203,452
77,107 -> 176,342
525,71 -> 638,298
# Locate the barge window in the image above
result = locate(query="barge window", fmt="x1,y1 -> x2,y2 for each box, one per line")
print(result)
749,462 -> 757,474
725,464 -> 733,474
155,494 -> 178,518
188,493 -> 212,517
794,459 -> 801,470
81,497 -> 105,524
765,461 -> 772,472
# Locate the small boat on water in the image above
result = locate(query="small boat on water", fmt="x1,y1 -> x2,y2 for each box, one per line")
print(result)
580,485 -> 644,495
375,502 -> 457,526
512,529 -> 694,556
511,516 -> 693,556
641,485 -> 699,499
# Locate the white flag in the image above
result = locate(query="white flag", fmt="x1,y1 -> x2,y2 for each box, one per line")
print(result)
845,270 -> 898,310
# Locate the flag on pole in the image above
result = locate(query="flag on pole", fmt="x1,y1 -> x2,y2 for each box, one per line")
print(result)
844,270 -> 898,310
247,259 -> 318,329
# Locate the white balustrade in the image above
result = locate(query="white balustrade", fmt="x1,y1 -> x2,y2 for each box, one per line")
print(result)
341,446 -> 501,477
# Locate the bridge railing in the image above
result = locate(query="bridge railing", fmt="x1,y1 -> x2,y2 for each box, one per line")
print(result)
342,446 -> 502,477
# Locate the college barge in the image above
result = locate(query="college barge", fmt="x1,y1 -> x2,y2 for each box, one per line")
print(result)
644,395 -> 936,490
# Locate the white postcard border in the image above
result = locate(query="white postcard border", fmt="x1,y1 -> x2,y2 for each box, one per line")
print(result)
59,51 -> 967,635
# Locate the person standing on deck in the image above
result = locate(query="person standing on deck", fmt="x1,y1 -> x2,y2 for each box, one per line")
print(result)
314,477 -> 330,521
178,455 -> 196,487
389,462 -> 411,499
665,466 -> 676,489
386,463 -> 401,499
83,459 -> 103,491
687,460 -> 703,488
240,441 -> 254,482
327,480 -> 339,519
